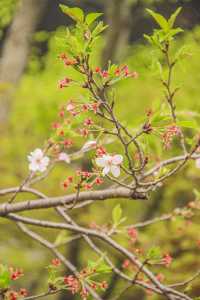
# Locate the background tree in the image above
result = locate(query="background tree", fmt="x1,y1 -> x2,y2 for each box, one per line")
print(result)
1,1 -> 200,300
0,0 -> 47,125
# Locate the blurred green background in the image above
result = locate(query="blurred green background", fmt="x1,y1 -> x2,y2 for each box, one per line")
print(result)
0,0 -> 200,299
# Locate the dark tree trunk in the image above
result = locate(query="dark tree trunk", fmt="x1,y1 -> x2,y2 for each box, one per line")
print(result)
101,0 -> 132,67
0,0 -> 47,125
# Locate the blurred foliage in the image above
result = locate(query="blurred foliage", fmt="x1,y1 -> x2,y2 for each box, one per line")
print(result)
0,0 -> 18,37
1,6 -> 200,299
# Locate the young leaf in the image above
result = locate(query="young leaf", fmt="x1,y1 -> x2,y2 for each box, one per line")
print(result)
88,258 -> 111,274
59,5 -> 84,23
146,9 -> 169,31
0,265 -> 11,289
146,246 -> 162,261
92,21 -> 108,37
112,204 -> 122,225
168,7 -> 182,29
177,120 -> 198,129
96,262 -> 112,274
143,34 -> 153,45
151,114 -> 171,127
175,45 -> 190,61
85,12 -> 103,26
168,28 -> 184,38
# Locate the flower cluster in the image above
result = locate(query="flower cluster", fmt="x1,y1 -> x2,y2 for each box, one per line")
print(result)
58,77 -> 72,88
48,258 -> 109,300
162,124 -> 181,149
10,268 -> 24,281
62,175 -> 73,189
6,289 -> 28,300
64,275 -> 80,295
66,100 -> 100,117
59,53 -> 78,66
0,264 -> 28,300
95,65 -> 138,80
63,272 -> 108,300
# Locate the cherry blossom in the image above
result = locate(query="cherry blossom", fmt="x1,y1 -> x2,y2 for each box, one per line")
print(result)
28,148 -> 50,172
58,152 -> 71,163
95,154 -> 123,177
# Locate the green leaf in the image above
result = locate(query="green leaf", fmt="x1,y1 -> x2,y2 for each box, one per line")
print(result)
177,120 -> 198,129
96,262 -> 112,274
88,260 -> 97,269
168,7 -> 182,29
151,114 -> 171,126
143,34 -> 153,45
175,45 -> 190,61
146,9 -> 169,31
59,5 -> 84,23
146,246 -> 162,261
112,204 -> 122,225
85,12 -> 103,26
88,259 -> 111,274
0,265 -> 11,289
168,28 -> 184,38
92,21 -> 108,37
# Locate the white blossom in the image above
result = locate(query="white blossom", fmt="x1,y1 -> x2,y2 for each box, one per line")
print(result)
28,148 -> 49,172
195,158 -> 200,169
81,140 -> 97,153
95,154 -> 123,178
58,152 -> 71,163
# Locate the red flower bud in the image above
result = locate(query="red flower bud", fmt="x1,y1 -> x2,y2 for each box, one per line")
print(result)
51,258 -> 61,267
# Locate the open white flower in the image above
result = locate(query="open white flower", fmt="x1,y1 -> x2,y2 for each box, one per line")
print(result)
58,152 -> 71,163
28,148 -> 50,172
81,140 -> 97,153
95,154 -> 123,178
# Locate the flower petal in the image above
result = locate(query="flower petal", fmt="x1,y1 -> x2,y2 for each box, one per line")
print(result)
96,156 -> 107,167
196,158 -> 200,169
33,148 -> 44,158
111,165 -> 120,177
102,165 -> 110,176
42,156 -> 50,166
29,162 -> 39,172
58,152 -> 70,163
112,155 -> 123,165
39,164 -> 48,172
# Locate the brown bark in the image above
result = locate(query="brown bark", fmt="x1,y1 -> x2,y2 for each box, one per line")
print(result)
0,0 -> 48,125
